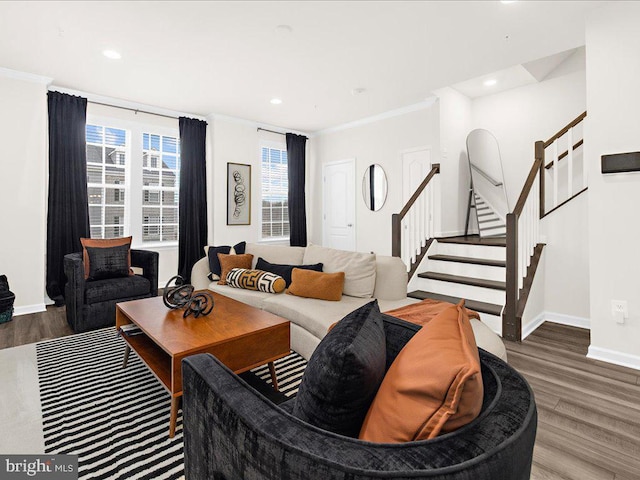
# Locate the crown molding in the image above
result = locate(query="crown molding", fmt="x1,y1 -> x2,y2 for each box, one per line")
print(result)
0,66 -> 52,85
315,97 -> 439,136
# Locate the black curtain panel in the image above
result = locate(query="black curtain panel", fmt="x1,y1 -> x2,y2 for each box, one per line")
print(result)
46,91 -> 90,306
286,133 -> 308,247
178,117 -> 208,283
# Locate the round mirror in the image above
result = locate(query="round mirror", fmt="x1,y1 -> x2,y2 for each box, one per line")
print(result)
362,164 -> 388,211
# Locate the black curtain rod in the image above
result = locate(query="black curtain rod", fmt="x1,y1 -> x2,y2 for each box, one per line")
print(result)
257,127 -> 286,136
89,100 -> 179,120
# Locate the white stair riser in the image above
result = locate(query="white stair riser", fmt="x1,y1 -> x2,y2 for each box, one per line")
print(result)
478,313 -> 502,336
480,229 -> 507,238
409,277 -> 506,305
434,241 -> 506,261
478,219 -> 505,229
425,260 -> 505,281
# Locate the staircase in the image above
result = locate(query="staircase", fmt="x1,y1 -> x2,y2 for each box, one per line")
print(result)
474,192 -> 506,237
407,235 -> 506,334
392,112 -> 588,341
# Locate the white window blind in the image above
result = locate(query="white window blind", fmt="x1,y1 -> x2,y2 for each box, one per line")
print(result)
86,124 -> 128,239
142,133 -> 180,242
261,146 -> 289,240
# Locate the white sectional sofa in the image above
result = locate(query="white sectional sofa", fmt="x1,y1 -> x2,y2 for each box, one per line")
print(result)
191,243 -> 507,361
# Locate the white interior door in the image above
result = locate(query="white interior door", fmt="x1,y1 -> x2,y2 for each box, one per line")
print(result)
323,159 -> 356,251
402,147 -> 432,203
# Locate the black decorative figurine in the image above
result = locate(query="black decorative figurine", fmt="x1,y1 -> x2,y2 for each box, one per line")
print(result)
163,275 -> 214,318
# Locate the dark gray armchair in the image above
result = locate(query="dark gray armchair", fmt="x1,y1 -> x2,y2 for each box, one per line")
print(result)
182,315 -> 537,480
63,249 -> 159,333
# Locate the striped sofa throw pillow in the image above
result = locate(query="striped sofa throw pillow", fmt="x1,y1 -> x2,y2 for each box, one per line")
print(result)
226,268 -> 286,294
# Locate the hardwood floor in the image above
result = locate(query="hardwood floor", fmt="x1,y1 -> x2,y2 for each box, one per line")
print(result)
0,305 -> 73,349
2,309 -> 639,478
507,323 -> 640,480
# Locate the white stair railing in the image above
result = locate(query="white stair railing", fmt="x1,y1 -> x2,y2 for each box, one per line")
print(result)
392,164 -> 440,274
543,111 -> 587,216
504,144 -> 543,341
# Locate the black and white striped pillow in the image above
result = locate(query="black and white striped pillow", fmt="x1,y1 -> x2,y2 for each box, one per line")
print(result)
226,268 -> 286,293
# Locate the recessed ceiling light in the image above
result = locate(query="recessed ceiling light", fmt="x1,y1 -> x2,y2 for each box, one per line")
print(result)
483,79 -> 497,87
275,25 -> 293,34
270,98 -> 282,105
103,49 -> 121,60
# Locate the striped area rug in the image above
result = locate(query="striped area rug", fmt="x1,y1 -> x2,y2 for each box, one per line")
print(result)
36,328 -> 306,480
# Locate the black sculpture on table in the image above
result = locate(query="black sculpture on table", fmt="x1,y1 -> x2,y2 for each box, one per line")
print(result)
163,276 -> 214,318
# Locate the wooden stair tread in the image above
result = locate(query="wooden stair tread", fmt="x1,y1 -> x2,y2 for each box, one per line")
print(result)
407,290 -> 503,316
417,271 -> 506,290
427,254 -> 506,268
437,235 -> 506,247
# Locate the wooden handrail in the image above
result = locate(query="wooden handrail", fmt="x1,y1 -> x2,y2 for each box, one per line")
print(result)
392,163 -> 440,258
542,111 -> 586,148
397,164 -> 440,220
513,157 -> 543,216
544,139 -> 584,169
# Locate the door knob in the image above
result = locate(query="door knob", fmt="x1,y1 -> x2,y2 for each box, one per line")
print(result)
347,223 -> 353,227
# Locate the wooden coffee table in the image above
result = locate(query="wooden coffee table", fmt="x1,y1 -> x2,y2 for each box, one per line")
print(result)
115,291 -> 290,437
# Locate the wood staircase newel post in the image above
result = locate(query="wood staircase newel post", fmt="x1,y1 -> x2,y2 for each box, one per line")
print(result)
536,140 -> 545,219
503,212 -> 520,341
392,213 -> 401,258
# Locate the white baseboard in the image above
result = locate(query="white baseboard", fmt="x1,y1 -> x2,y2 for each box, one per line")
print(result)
587,346 -> 640,371
521,313 -> 546,340
521,311 -> 590,340
545,312 -> 590,329
13,304 -> 47,316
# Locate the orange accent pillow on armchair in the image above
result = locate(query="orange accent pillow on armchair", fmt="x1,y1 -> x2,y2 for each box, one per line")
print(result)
359,301 -> 483,442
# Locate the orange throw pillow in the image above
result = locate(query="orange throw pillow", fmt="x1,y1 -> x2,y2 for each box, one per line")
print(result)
80,237 -> 132,280
384,298 -> 480,326
359,301 -> 483,442
287,269 -> 345,301
217,253 -> 254,285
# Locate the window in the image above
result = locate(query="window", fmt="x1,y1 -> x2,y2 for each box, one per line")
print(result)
86,125 -> 127,239
85,122 -> 180,244
261,145 -> 289,240
142,133 -> 180,242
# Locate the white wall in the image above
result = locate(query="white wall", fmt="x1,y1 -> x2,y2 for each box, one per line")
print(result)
471,66 -> 586,208
207,116 -> 313,248
311,106 -> 440,255
0,75 -> 48,313
540,191 -> 590,319
434,88 -> 473,237
586,2 -> 640,367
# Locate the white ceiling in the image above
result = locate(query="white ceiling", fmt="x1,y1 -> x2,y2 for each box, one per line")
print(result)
0,1 -> 606,132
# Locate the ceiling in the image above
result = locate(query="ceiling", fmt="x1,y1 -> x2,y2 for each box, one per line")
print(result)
0,1 -> 606,132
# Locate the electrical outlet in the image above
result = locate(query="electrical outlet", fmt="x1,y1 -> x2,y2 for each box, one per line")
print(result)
611,300 -> 628,324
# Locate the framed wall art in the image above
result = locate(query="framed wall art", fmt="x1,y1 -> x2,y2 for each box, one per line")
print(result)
227,163 -> 251,225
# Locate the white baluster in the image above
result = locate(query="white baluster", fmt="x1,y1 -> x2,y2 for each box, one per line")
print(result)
567,127 -> 573,198
403,218 -> 410,269
420,191 -> 426,247
518,217 -> 524,290
411,208 -> 416,264
582,131 -> 588,188
431,181 -> 435,239
553,139 -> 559,207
